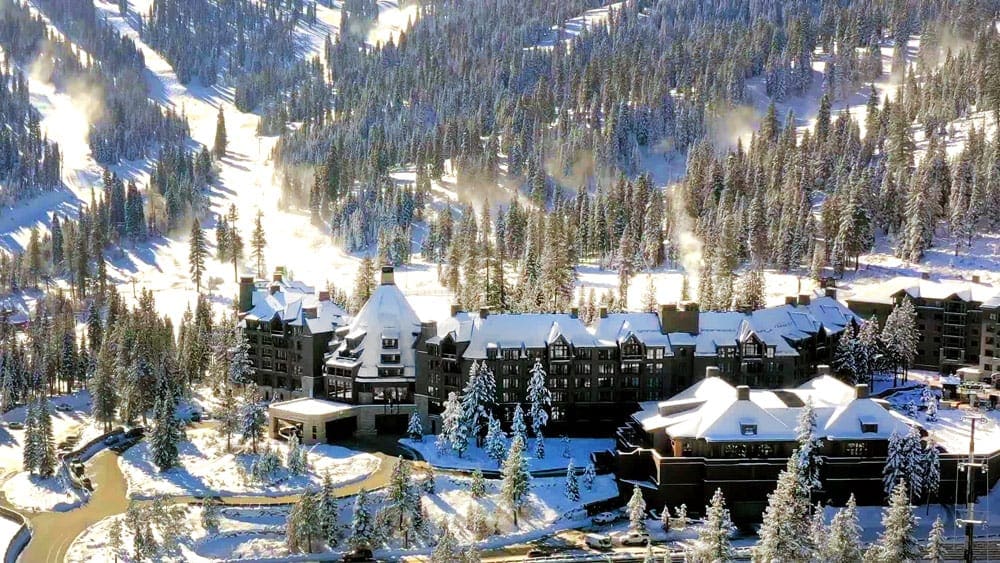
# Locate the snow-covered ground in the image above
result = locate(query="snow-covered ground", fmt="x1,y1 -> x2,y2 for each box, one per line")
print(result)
885,384 -> 1000,455
0,515 -> 22,558
118,426 -> 379,498
0,470 -> 85,512
401,437 -> 613,473
67,473 -> 619,562
532,2 -> 624,50
0,391 -> 99,478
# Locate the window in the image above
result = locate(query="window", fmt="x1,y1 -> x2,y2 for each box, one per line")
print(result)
623,376 -> 639,389
502,348 -> 520,360
380,353 -> 401,364
551,364 -> 570,375
501,377 -> 520,390
550,343 -> 570,359
574,378 -> 592,388
723,443 -> 747,458
486,347 -> 497,360
597,377 -> 613,388
382,338 -> 399,349
622,363 -> 640,374
551,406 -> 566,421
622,341 -> 642,357
646,348 -> 665,360
845,442 -> 868,456
740,423 -> 758,436
860,422 -> 878,434
575,348 -> 591,360
597,364 -> 614,375
645,378 -> 662,389
549,377 -> 569,389
312,426 -> 317,440
754,443 -> 773,457
575,364 -> 592,375
502,364 -> 519,376
598,349 -> 611,360
551,391 -> 568,402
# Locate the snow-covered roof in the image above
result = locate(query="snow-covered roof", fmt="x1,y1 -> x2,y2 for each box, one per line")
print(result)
436,312 -> 599,360
847,276 -> 998,306
269,397 -> 353,418
674,296 -> 859,358
326,276 -> 422,379
635,374 -> 918,442
240,279 -> 347,335
593,313 -> 672,348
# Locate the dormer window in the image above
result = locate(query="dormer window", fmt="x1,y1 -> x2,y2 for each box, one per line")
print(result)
550,342 -> 570,359
486,346 -> 497,360
382,338 -> 399,349
740,422 -> 758,436
860,420 -> 878,434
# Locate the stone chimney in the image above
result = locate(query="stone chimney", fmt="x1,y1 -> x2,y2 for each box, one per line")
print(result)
303,306 -> 317,319
238,276 -> 255,312
273,270 -> 283,283
599,306 -> 608,319
798,294 -> 811,306
785,296 -> 796,305
318,290 -> 330,302
705,366 -> 720,378
973,275 -> 981,284
825,288 -> 836,298
816,364 -> 832,376
736,385 -> 750,401
450,304 -> 461,317
479,307 -> 490,320
854,384 -> 868,399
380,266 -> 395,285
269,283 -> 281,295
420,321 -> 438,343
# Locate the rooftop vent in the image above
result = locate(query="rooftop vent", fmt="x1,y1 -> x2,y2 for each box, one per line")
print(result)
479,307 -> 490,319
599,306 -> 608,319
854,384 -> 869,399
705,366 -> 721,379
736,385 -> 750,401
450,304 -> 461,317
798,294 -> 811,306
318,290 -> 330,302
380,266 -> 395,285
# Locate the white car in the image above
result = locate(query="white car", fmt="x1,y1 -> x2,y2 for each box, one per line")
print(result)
592,511 -> 617,525
619,530 -> 650,546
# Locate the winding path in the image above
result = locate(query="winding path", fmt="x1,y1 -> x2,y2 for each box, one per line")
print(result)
7,444 -> 396,562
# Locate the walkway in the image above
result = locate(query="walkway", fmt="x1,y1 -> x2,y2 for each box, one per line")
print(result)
10,442 -> 398,562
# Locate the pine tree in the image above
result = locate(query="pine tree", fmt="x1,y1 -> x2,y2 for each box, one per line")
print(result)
432,523 -> 462,563
386,457 -> 420,547
809,502 -> 827,556
924,441 -> 941,504
470,468 -> 486,499
189,219 -> 207,292
348,488 -> 374,550
871,480 -> 920,562
688,488 -> 733,563
286,433 -> 307,475
407,411 -> 423,441
626,485 -> 647,532
287,492 -> 322,553
201,497 -> 221,533
228,224 -> 244,282
500,435 -> 531,527
216,387 -> 241,452
241,398 -> 266,454
925,515 -> 945,563
35,398 -> 56,477
250,211 -> 266,278
151,392 -> 183,471
437,391 -> 462,456
565,458 -> 580,502
882,298 -> 919,384
510,403 -> 527,445
22,400 -> 39,473
229,333 -> 256,386
582,462 -> 596,490
318,471 -> 342,548
484,415 -> 507,466
423,464 -> 436,494
823,494 -> 862,562
753,456 -> 812,562
884,428 -> 924,499
351,257 -> 376,313
108,517 -> 124,562
533,429 -> 545,459
526,360 -> 551,436
794,399 -> 823,495
213,106 -> 227,159
93,342 -> 118,432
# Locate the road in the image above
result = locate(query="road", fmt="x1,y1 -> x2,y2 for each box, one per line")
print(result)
6,432 -> 399,563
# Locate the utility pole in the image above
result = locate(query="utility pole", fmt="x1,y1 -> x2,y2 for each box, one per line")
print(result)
957,412 -> 987,563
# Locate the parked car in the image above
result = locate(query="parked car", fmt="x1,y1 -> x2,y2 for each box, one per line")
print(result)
526,547 -> 551,558
341,548 -> 374,562
54,403 -> 73,412
592,511 -> 617,525
584,533 -> 613,550
6,421 -> 23,430
619,530 -> 651,546
190,410 -> 202,422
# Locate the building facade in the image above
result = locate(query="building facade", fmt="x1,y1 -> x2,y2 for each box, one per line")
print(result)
846,276 -> 999,373
615,368 -> 919,522
238,273 -> 347,402
415,293 -> 860,435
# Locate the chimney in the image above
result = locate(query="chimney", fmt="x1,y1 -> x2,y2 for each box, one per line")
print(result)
479,307 -> 490,320
921,272 -> 930,280
705,366 -> 720,379
785,296 -> 796,305
816,364 -> 832,376
798,294 -> 811,306
318,290 -> 330,302
663,302 -> 699,334
973,275 -> 981,284
269,283 -> 280,295
273,270 -> 283,283
420,321 -> 438,343
380,266 -> 395,285
570,307 -> 579,319
303,306 -> 317,319
450,304 -> 461,317
239,276 -> 255,312
599,306 -> 608,319
736,385 -> 750,401
854,384 -> 868,399
825,288 -> 836,298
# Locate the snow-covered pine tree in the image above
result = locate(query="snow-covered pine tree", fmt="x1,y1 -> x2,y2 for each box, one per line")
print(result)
794,399 -> 823,496
510,403 -> 527,445
216,387 -> 241,452
188,219 -> 207,292
286,433 -> 306,475
754,455 -> 812,562
627,485 -> 647,532
348,488 -> 374,550
432,522 -> 461,562
151,393 -> 183,471
561,435 -> 571,458
250,210 -> 266,278
660,504 -> 671,531
809,502 -> 827,555
213,106 -> 227,159
484,415 -> 507,466
470,468 -> 486,499
526,360 -> 551,436
438,391 -> 463,456
924,441 -> 941,503
36,398 -> 56,477
500,435 -> 531,526
461,360 -> 495,446
21,399 -> 39,474
925,515 -> 945,563
423,464 -> 436,494
565,459 -> 580,502
240,398 -> 266,454
881,299 -> 919,384
201,497 -> 221,533
823,494 -> 862,562
883,430 -> 906,496
407,411 -> 423,441
386,457 -> 421,547
534,429 -> 545,459
582,462 -> 596,490
107,517 -> 124,561
925,389 -> 939,421
688,488 -> 733,563
674,504 -> 688,529
318,471 -> 342,548
228,333 -> 255,386
872,480 -> 920,562
287,492 -> 322,553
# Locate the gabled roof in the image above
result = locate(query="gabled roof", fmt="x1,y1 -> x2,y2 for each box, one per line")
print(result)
326,281 -> 422,379
847,276 -> 998,306
456,313 -> 598,360
240,280 -> 347,335
594,312 -> 672,348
